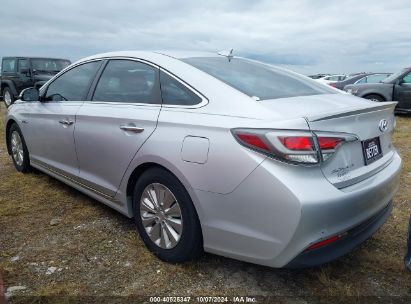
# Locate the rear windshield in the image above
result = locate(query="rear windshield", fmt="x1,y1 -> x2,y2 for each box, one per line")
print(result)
31,58 -> 71,72
182,57 -> 336,100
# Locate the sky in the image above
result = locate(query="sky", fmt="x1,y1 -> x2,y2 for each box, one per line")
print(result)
1,0 -> 411,75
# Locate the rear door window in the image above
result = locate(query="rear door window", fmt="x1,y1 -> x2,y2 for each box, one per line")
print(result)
92,60 -> 161,104
18,59 -> 30,73
365,74 -> 386,83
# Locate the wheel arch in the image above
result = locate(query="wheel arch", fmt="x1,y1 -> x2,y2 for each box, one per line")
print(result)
126,162 -> 162,207
124,161 -> 203,223
361,92 -> 387,101
1,80 -> 18,96
1,82 -> 7,95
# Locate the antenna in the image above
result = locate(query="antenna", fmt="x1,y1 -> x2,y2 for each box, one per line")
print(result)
218,49 -> 234,62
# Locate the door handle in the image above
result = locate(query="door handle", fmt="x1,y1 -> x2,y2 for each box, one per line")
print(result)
59,119 -> 74,126
119,125 -> 144,133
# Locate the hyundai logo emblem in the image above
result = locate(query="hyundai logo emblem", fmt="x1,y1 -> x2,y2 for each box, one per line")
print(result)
379,119 -> 388,132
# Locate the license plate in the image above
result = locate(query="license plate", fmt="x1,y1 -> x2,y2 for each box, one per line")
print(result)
362,137 -> 383,165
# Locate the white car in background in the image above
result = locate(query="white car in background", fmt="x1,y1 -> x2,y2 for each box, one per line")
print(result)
316,74 -> 347,85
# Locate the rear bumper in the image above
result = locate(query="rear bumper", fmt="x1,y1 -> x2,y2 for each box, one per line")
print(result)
197,151 -> 401,268
285,201 -> 392,268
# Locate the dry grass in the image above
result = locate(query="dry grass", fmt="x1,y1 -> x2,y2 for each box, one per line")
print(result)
0,102 -> 410,302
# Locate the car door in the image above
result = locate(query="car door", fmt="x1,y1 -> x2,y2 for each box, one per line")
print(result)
21,60 -> 102,177
74,59 -> 162,197
393,71 -> 411,110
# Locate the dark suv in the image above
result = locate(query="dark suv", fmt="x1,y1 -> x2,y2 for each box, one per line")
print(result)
1,57 -> 71,107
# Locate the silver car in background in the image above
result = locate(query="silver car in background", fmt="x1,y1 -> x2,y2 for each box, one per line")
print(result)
5,51 -> 401,268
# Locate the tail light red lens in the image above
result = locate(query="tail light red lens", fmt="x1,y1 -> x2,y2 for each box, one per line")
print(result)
236,133 -> 270,151
329,83 -> 337,87
318,137 -> 343,150
278,136 -> 314,151
232,128 -> 358,165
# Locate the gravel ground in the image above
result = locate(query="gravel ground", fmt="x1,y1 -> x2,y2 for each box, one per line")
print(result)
0,103 -> 410,303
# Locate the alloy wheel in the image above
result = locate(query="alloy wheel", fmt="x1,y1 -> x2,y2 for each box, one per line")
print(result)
11,131 -> 24,166
140,183 -> 183,249
4,91 -> 12,107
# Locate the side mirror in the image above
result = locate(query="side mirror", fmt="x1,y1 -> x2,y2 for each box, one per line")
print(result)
19,87 -> 39,102
397,79 -> 405,86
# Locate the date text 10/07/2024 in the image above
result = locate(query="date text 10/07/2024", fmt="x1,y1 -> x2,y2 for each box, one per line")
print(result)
149,296 -> 257,303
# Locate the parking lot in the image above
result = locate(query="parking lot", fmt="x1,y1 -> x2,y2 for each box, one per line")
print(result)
0,102 -> 410,301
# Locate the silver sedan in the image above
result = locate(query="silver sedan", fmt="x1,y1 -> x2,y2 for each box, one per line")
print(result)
5,51 -> 401,267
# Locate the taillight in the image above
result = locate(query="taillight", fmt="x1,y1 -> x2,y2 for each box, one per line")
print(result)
318,137 -> 343,150
317,137 -> 344,161
232,129 -> 357,165
236,134 -> 270,151
278,136 -> 314,151
329,83 -> 337,88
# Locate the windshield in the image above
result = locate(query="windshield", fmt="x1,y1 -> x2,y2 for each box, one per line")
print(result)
181,57 -> 336,100
383,69 -> 408,83
31,58 -> 71,72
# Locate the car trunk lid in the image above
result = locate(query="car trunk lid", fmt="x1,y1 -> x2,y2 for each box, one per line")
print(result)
260,94 -> 397,188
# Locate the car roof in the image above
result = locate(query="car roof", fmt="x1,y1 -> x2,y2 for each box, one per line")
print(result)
155,50 -> 220,59
80,50 -> 219,63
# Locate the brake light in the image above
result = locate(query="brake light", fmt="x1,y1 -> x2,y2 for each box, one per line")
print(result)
232,129 -> 357,165
329,83 -> 337,88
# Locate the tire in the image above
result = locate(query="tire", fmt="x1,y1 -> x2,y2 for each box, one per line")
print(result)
3,87 -> 15,108
8,123 -> 31,172
133,167 -> 203,263
364,94 -> 385,102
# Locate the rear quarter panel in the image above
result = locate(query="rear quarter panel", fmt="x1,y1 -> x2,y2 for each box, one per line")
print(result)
116,108 -> 309,218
